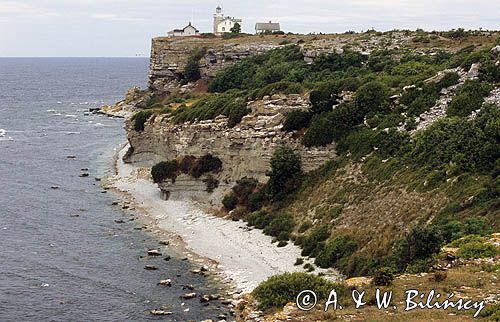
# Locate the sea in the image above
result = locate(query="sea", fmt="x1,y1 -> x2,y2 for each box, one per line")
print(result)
0,58 -> 229,322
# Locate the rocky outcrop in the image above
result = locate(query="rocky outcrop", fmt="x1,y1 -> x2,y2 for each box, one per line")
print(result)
125,93 -> 336,205
149,37 -> 281,94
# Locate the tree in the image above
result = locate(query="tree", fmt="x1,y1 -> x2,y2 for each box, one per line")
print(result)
230,22 -> 241,34
266,146 -> 302,198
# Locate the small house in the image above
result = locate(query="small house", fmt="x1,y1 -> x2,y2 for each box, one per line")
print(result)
167,22 -> 200,37
255,21 -> 281,34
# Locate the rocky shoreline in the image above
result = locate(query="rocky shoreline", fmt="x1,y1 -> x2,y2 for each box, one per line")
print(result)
104,144 -> 340,295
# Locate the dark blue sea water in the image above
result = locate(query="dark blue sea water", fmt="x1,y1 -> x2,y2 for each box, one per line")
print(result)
0,58 -> 228,321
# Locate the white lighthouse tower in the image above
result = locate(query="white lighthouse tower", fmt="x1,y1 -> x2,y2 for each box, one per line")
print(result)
213,6 -> 224,34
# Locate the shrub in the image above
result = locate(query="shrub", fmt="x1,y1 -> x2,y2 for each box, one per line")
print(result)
190,154 -> 222,178
266,146 -> 302,198
354,81 -> 390,116
247,211 -> 273,229
304,263 -> 315,272
372,267 -> 395,286
478,303 -> 500,321
263,213 -> 295,241
230,207 -> 248,221
252,272 -> 345,310
300,225 -> 330,257
392,226 -> 443,272
438,72 -> 460,88
233,177 -> 258,203
179,155 -> 197,173
429,271 -> 447,282
302,114 -> 334,147
227,101 -> 249,127
315,235 -> 358,268
458,242 -> 499,259
132,110 -> 153,132
183,47 -> 206,82
247,191 -> 265,212
294,258 -> 304,266
447,80 -> 492,117
151,160 -> 179,183
282,110 -> 312,131
448,234 -> 487,248
222,193 -> 238,211
203,175 -> 219,193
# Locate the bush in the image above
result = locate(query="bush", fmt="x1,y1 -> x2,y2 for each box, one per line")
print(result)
222,193 -> 238,211
392,226 -> 443,272
247,211 -> 273,229
151,160 -> 179,183
478,303 -> 500,321
372,267 -> 394,286
247,191 -> 265,212
266,146 -> 302,198
448,234 -> 487,248
438,72 -> 460,88
190,154 -> 222,178
282,110 -> 312,131
132,110 -> 154,132
203,175 -> 219,193
232,177 -> 258,203
302,114 -> 334,147
299,225 -> 330,257
354,81 -> 390,116
458,242 -> 499,259
314,235 -> 358,268
447,80 -> 492,117
429,271 -> 447,282
252,272 -> 345,310
263,213 -> 295,241
183,47 -> 206,82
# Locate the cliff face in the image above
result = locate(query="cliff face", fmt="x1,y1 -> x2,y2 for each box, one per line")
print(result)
149,37 -> 281,94
125,93 -> 336,204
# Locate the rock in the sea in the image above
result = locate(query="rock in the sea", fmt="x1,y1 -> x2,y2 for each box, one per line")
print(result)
158,279 -> 172,286
150,310 -> 172,316
181,292 -> 197,300
200,295 -> 211,303
164,256 -> 172,261
79,173 -> 89,178
147,249 -> 162,256
144,265 -> 158,271
51,186 -> 60,190
114,219 -> 125,224
159,240 -> 170,246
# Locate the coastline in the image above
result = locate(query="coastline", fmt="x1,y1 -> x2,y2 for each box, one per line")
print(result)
106,144 -> 340,293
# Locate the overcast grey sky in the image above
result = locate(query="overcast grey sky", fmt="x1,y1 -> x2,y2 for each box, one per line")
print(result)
0,0 -> 498,57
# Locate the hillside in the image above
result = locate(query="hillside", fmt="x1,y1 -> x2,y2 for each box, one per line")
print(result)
107,29 -> 500,321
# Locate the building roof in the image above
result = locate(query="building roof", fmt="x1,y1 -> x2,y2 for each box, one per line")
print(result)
183,22 -> 199,32
255,22 -> 280,30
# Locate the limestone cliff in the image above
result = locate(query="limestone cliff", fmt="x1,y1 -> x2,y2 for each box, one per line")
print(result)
124,93 -> 336,205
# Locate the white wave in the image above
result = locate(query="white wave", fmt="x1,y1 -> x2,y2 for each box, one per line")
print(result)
65,114 -> 77,118
0,129 -> 5,137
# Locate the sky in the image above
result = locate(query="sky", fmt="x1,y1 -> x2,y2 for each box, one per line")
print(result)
0,0 -> 499,57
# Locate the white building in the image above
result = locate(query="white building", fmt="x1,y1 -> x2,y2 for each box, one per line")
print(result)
213,6 -> 242,35
255,21 -> 281,34
167,22 -> 199,37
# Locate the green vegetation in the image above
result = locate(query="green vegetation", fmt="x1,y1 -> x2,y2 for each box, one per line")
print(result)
151,154 -> 222,183
151,160 -> 179,183
314,235 -> 358,268
372,267 -> 395,286
183,47 -> 206,83
132,110 -> 153,132
252,272 -> 347,310
457,241 -> 499,259
173,89 -> 249,126
266,146 -> 302,200
447,80 -> 492,117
